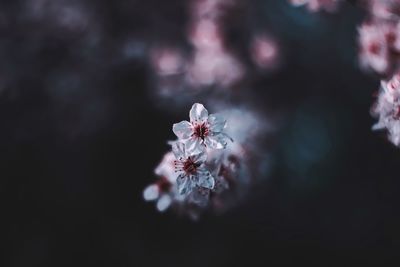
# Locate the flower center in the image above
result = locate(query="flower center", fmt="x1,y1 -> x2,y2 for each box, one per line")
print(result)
193,123 -> 209,140
183,157 -> 200,175
368,42 -> 380,55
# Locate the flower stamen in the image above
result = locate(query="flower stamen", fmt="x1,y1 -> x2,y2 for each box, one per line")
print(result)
193,123 -> 209,140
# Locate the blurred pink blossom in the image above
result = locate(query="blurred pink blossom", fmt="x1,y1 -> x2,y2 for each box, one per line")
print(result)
186,2 -> 245,88
150,47 -> 186,76
250,34 -> 280,71
357,17 -> 400,76
372,73 -> 400,146
367,0 -> 400,20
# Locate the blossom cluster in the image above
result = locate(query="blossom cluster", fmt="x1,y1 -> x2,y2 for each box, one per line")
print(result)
143,103 -> 267,219
372,73 -> 400,146
289,0 -> 400,147
289,1 -> 400,74
357,1 -> 400,145
357,0 -> 400,76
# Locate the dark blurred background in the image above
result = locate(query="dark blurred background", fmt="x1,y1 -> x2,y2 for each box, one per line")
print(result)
0,0 -> 399,266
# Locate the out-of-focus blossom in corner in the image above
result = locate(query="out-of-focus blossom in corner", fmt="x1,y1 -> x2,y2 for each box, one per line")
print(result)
250,34 -> 280,71
289,0 -> 342,12
357,0 -> 400,148
367,0 -> 400,20
372,72 -> 400,146
357,1 -> 400,75
358,21 -> 396,75
143,102 -> 272,219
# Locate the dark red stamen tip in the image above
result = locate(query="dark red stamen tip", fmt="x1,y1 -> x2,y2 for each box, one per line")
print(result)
193,123 -> 209,140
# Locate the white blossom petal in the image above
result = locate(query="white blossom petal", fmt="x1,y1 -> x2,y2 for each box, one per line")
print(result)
173,120 -> 193,139
185,136 -> 204,153
176,174 -> 193,195
143,184 -> 159,201
190,151 -> 207,165
208,113 -> 226,133
189,103 -> 209,123
372,73 -> 400,147
156,194 -> 172,212
154,152 -> 177,182
204,134 -> 228,149
372,121 -> 385,131
172,142 -> 186,160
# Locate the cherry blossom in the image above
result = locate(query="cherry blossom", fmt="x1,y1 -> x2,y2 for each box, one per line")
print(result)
173,103 -> 231,153
172,141 -> 215,195
372,72 -> 400,146
143,103 -> 270,219
368,0 -> 400,20
358,20 -> 400,75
